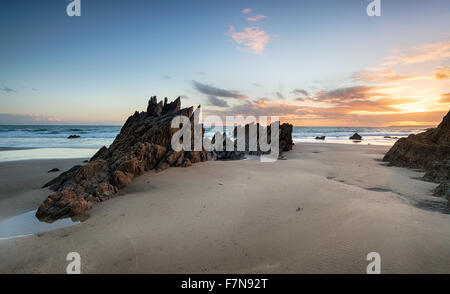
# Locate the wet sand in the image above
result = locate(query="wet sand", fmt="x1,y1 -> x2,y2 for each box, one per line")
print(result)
0,144 -> 449,273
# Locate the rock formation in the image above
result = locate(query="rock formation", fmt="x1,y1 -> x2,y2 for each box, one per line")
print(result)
315,136 -> 326,140
208,132 -> 245,161
37,97 -> 294,221
349,133 -> 362,140
37,97 -> 207,221
279,123 -> 294,152
67,135 -> 80,139
383,111 -> 450,200
231,122 -> 294,156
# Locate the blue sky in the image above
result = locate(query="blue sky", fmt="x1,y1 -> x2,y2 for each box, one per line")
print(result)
0,0 -> 449,126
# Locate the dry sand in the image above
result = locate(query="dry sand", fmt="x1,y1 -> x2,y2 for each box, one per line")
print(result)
0,143 -> 449,273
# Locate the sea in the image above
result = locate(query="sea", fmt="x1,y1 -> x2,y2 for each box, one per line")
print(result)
0,125 -> 430,162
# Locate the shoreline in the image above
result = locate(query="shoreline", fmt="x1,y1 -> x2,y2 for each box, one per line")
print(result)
0,147 -> 97,163
0,158 -> 88,221
0,140 -> 395,163
0,147 -> 37,151
0,143 -> 449,273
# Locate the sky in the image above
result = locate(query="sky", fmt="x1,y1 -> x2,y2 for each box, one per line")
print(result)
0,0 -> 449,126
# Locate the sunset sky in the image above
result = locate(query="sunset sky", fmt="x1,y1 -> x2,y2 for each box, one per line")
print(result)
0,0 -> 449,126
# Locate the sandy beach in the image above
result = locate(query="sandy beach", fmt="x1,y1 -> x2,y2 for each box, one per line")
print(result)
0,143 -> 449,274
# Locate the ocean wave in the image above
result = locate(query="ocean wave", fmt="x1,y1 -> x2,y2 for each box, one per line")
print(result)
0,125 -> 425,148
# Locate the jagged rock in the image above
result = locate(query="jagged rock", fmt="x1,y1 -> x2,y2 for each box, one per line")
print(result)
315,136 -> 326,140
232,122 -> 294,155
383,111 -> 450,199
47,168 -> 60,173
208,132 -> 245,161
37,97 -> 207,221
349,133 -> 362,140
434,182 -> 450,200
37,97 -> 294,221
67,135 -> 80,139
280,123 -> 294,152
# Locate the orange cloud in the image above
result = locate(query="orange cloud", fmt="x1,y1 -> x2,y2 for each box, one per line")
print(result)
204,99 -> 445,127
433,66 -> 450,80
381,41 -> 450,66
439,93 -> 450,103
246,15 -> 267,22
354,69 -> 429,83
226,25 -> 270,54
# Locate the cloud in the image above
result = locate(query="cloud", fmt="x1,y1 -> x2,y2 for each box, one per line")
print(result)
439,93 -> 450,103
310,86 -> 386,103
192,81 -> 248,100
355,66 -> 450,83
203,96 -> 443,127
0,113 -> 61,124
226,25 -> 270,54
381,41 -> 450,66
354,70 -> 420,83
433,66 -> 450,80
161,76 -> 172,80
276,92 -> 285,100
292,88 -> 310,97
207,96 -> 229,107
246,15 -> 267,22
242,8 -> 252,14
0,87 -> 15,93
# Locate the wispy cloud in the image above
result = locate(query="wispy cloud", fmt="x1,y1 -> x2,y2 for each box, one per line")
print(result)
161,76 -> 172,80
433,66 -> 450,80
381,41 -> 450,66
354,67 -> 449,83
310,86 -> 386,103
276,92 -> 285,100
439,93 -> 450,103
0,87 -> 16,93
354,69 -> 429,83
204,95 -> 442,126
226,25 -> 270,54
0,113 -> 61,124
246,15 -> 267,22
192,81 -> 248,100
292,88 -> 310,97
207,96 -> 229,107
242,8 -> 252,14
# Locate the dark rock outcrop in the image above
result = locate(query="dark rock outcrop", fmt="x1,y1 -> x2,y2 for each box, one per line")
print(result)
47,168 -> 60,173
279,123 -> 294,152
232,122 -> 294,155
37,97 -> 207,221
208,132 -> 245,161
383,111 -> 450,200
37,97 -> 295,221
349,133 -> 362,140
67,135 -> 80,139
315,136 -> 325,140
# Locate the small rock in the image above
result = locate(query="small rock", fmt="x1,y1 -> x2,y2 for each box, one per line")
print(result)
47,168 -> 60,173
349,133 -> 362,140
315,136 -> 326,140
67,135 -> 81,139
